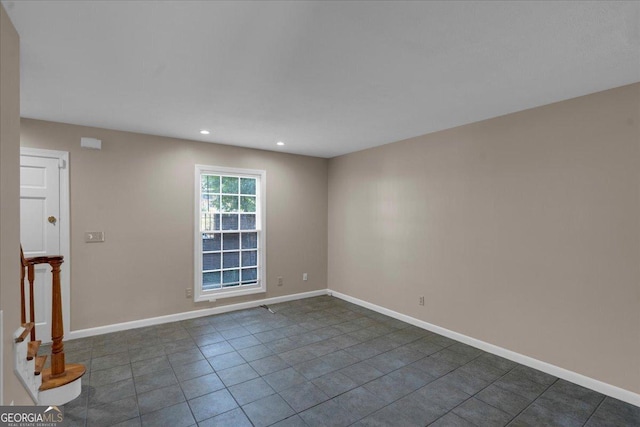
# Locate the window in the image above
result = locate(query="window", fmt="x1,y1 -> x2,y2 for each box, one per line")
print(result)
195,165 -> 266,301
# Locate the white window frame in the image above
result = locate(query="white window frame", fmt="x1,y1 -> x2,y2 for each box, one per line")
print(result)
194,164 -> 266,302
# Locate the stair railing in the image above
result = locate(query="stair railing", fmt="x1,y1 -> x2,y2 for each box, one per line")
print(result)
19,246 -> 67,378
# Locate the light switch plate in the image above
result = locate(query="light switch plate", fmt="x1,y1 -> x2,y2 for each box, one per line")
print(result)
85,231 -> 105,243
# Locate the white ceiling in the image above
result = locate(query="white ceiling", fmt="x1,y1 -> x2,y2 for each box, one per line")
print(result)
3,1 -> 639,158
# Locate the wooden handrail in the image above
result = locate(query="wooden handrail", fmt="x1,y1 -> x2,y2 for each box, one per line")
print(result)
19,248 -> 67,378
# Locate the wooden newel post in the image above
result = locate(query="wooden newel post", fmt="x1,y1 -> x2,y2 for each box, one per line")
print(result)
49,257 -> 66,378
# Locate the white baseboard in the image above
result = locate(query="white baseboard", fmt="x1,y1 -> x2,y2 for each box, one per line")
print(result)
67,289 -> 328,340
328,289 -> 640,408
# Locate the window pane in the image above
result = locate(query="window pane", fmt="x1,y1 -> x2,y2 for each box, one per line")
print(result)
223,270 -> 239,285
240,214 -> 256,230
202,175 -> 220,193
242,251 -> 257,267
201,213 -> 220,231
203,253 -> 221,271
201,195 -> 219,213
222,176 -> 239,194
203,271 -> 221,289
240,178 -> 256,195
221,195 -> 239,212
223,252 -> 240,269
202,234 -> 221,251
241,232 -> 258,249
221,214 -> 238,230
241,268 -> 258,282
240,196 -> 256,213
223,233 -> 240,250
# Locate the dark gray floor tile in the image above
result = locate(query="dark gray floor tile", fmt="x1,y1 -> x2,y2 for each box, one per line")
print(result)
141,402 -> 195,427
363,366 -> 430,404
110,417 -> 142,427
132,355 -> 171,377
334,386 -> 386,420
458,358 -> 505,383
92,343 -> 129,358
366,350 -> 411,374
352,405 -> 414,427
584,397 -> 640,427
249,354 -> 290,376
548,379 -> 605,408
134,367 -> 178,394
429,412 -> 476,426
405,337 -> 444,356
254,328 -> 287,344
168,348 -> 205,366
88,378 -> 136,407
129,344 -> 165,363
216,362 -> 260,387
295,357 -> 335,380
193,332 -> 225,347
322,349 -> 360,370
280,347 -> 317,365
414,378 -> 471,411
228,334 -> 261,350
270,415 -> 306,427
219,326 -> 251,340
425,334 -> 457,348
207,351 -> 245,371
198,407 -> 252,427
242,394 -> 296,427
493,370 -> 548,400
237,343 -> 274,362
510,365 -> 557,386
61,404 -> 87,427
410,354 -> 459,378
431,348 -> 476,366
325,333 -> 362,349
188,389 -> 238,422
299,399 -> 359,427
339,361 -> 384,385
163,338 -> 198,355
263,367 -> 308,391
452,397 -> 512,427
476,384 -> 533,416
86,396 -> 139,427
180,373 -> 225,400
199,341 -> 235,358
386,391 -> 449,426
228,377 -> 275,405
90,364 -> 133,387
511,402 -> 584,427
266,337 -> 299,353
437,368 -> 491,395
279,381 -> 330,412
535,386 -> 602,424
137,383 -> 185,415
312,371 -> 359,397
173,359 -> 214,382
448,343 -> 483,359
91,351 -> 130,371
475,353 -> 517,372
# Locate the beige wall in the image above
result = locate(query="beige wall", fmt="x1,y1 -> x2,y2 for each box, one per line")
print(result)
20,120 -> 328,331
328,83 -> 640,394
1,4 -> 32,404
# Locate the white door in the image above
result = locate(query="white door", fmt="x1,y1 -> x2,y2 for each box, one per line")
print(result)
20,150 -> 68,342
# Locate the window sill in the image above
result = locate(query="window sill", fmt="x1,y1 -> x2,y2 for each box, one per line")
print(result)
195,286 -> 266,302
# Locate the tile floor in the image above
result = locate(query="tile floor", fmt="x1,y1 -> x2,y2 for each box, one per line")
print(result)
51,296 -> 639,426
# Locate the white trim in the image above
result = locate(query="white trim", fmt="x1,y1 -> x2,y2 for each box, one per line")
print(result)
328,289 -> 640,408
19,148 -> 71,340
67,289 -> 327,340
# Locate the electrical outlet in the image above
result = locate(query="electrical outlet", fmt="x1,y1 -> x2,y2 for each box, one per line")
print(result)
277,276 -> 283,286
419,296 -> 425,306
186,288 -> 192,298
85,231 -> 105,243
303,273 -> 308,281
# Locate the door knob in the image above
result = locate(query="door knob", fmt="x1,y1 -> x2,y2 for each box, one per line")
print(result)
48,216 -> 57,224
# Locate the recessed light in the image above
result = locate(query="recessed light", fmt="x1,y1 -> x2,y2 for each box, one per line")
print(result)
200,130 -> 210,135
276,141 -> 285,146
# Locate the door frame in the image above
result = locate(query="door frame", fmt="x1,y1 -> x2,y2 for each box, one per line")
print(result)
20,147 -> 71,338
